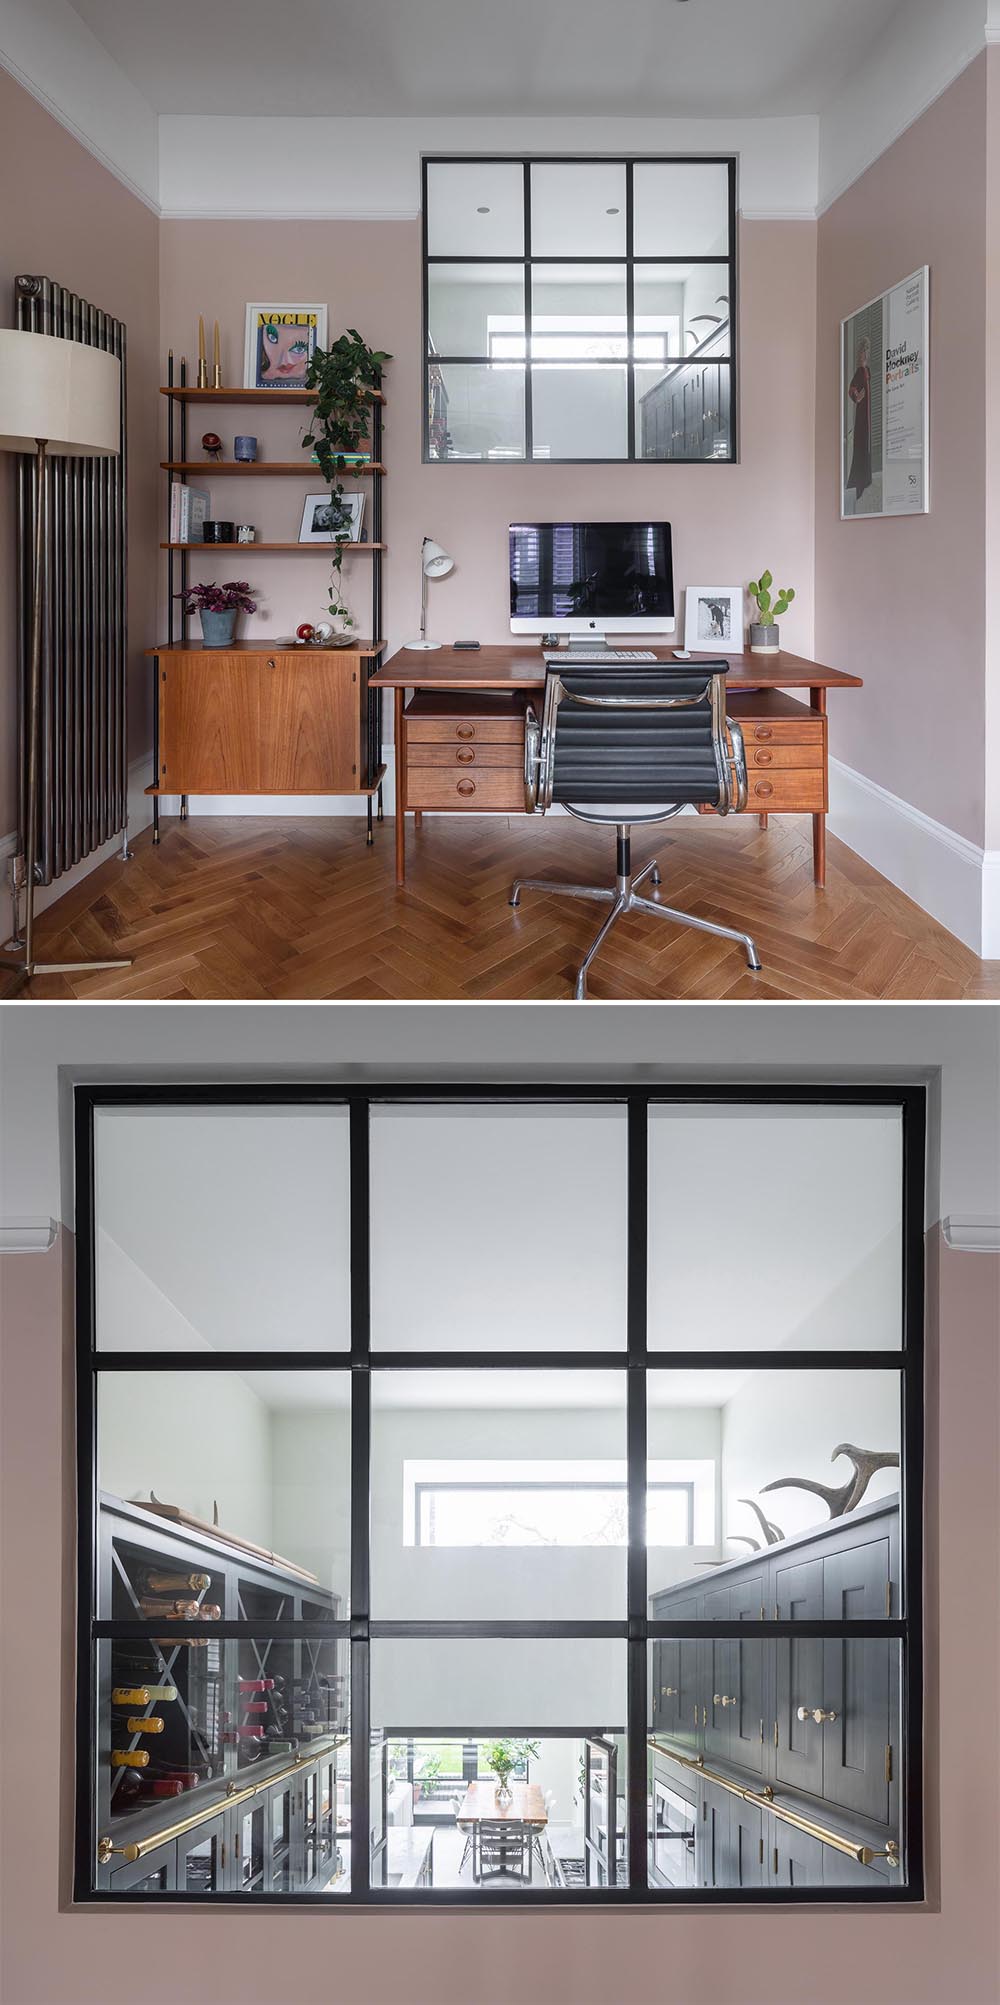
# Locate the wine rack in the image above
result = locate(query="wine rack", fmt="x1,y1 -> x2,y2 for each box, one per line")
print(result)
97,1494 -> 347,1894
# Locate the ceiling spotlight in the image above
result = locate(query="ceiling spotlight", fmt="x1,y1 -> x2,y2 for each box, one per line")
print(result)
477,205 -> 491,213
606,206 -> 620,215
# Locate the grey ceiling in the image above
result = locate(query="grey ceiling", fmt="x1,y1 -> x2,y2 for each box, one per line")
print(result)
68,0 -> 904,118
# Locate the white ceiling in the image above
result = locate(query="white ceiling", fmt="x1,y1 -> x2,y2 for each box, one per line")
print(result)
66,0 -> 904,119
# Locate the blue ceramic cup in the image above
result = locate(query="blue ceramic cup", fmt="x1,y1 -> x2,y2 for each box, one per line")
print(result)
234,435 -> 258,462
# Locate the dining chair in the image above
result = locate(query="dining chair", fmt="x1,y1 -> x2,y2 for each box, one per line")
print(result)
475,1818 -> 534,1883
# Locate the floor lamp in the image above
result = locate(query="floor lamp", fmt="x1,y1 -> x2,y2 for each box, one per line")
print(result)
0,328 -> 132,987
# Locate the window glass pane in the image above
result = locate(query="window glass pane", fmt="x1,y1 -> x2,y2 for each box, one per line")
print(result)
647,1641 -> 904,1888
372,1640 -> 627,1889
647,1367 -> 902,1607
633,162 -> 730,256
370,1104 -> 628,1350
426,160 -> 524,256
648,1105 -> 904,1349
97,1371 -> 351,1610
94,1106 -> 351,1352
530,161 -> 627,256
94,1639 -> 350,1892
529,263 -> 628,357
428,263 -> 525,358
532,365 -> 627,460
427,360 -> 524,460
371,1369 -> 627,1618
635,359 -> 732,461
634,264 -> 732,359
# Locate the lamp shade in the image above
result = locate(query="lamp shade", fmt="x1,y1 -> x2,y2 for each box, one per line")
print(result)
422,538 -> 454,578
0,329 -> 121,456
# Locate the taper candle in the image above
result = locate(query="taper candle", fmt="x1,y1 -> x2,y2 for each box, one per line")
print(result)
212,318 -> 222,389
197,314 -> 208,388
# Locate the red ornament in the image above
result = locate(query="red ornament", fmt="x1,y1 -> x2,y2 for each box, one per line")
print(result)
296,622 -> 315,642
201,431 -> 223,459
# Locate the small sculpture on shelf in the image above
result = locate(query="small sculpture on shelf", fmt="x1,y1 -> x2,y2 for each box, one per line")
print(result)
761,1443 -> 899,1520
201,431 -> 223,460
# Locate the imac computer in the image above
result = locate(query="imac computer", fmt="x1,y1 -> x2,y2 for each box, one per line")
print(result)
509,521 -> 675,649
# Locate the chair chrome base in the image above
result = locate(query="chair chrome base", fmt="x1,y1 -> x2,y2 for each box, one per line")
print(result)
510,844 -> 762,1000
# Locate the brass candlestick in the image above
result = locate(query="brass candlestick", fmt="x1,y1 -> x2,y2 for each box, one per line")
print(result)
212,318 -> 222,390
197,314 -> 209,389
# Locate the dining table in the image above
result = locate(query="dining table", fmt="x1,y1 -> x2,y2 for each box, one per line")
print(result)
455,1780 -> 548,1883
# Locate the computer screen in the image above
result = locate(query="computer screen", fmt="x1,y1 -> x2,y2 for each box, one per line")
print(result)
509,521 -> 675,635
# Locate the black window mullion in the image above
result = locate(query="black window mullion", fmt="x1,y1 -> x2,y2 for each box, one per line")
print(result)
625,161 -> 636,461
523,160 -> 533,460
74,1089 -> 98,1899
348,1098 -> 372,1897
626,1093 -> 648,1892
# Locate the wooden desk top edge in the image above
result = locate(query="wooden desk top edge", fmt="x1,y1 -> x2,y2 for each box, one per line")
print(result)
372,645 -> 862,692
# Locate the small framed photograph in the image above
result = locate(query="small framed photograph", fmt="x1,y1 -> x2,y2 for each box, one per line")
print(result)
298,491 -> 365,544
243,303 -> 327,390
684,584 -> 744,651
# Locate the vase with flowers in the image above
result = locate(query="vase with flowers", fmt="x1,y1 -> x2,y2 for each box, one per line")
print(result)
482,1738 -> 539,1809
178,579 -> 258,648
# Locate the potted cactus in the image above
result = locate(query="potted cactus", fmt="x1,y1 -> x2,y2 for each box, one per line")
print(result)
747,571 -> 795,654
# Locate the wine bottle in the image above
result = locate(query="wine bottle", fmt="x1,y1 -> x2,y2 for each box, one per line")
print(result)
238,1679 -> 275,1692
139,1597 -> 199,1618
144,1779 -> 185,1798
241,1701 -> 267,1714
144,1686 -> 178,1703
112,1687 -> 149,1707
143,1572 -> 211,1593
111,1749 -> 149,1768
126,1716 -> 164,1734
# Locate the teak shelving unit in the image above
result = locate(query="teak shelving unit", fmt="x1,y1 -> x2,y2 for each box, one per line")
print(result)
151,359 -> 387,843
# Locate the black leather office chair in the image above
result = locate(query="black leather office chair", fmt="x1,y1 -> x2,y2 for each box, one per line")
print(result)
512,657 -> 762,999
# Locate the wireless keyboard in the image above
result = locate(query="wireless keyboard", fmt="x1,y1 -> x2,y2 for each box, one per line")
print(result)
543,648 -> 658,665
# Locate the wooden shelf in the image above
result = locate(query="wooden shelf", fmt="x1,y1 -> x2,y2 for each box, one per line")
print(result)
161,461 -> 385,476
160,385 -> 385,405
145,640 -> 386,657
144,762 -> 387,801
161,541 -> 385,553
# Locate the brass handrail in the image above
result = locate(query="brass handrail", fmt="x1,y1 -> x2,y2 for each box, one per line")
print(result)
97,1735 -> 349,1867
647,1738 -> 899,1870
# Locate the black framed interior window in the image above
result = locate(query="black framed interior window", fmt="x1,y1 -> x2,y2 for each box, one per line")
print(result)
76,1085 -> 923,1905
422,156 -> 738,463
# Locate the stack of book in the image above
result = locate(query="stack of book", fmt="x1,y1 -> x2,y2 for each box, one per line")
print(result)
169,483 -> 210,543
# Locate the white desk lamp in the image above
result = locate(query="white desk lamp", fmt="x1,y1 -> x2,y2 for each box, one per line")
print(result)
0,328 -> 132,988
405,536 -> 454,650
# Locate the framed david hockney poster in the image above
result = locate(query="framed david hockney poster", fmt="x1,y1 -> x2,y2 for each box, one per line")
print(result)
684,584 -> 744,651
841,266 -> 929,519
244,303 -> 327,390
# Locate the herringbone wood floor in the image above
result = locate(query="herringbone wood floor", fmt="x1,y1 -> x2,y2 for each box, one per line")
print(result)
6,812 -> 1000,1002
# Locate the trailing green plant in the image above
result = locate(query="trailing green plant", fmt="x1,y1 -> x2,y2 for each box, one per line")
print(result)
482,1738 -> 540,1790
301,330 -> 391,629
748,570 -> 795,629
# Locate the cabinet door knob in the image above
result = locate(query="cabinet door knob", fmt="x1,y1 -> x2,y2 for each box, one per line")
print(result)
796,1704 -> 838,1725
456,778 -> 476,796
267,656 -> 276,669
661,1686 -> 678,1698
456,724 -> 476,739
754,781 -> 774,798
456,747 -> 476,763
713,1693 -> 737,1709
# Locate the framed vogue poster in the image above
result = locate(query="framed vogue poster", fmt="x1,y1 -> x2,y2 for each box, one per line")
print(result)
243,303 -> 327,389
841,266 -> 929,519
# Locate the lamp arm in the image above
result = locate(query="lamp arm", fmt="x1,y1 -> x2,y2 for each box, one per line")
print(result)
419,547 -> 429,643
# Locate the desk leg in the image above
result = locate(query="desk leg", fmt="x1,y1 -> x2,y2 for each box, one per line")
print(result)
811,686 -> 827,888
758,813 -> 769,831
394,687 -> 406,887
413,811 -> 423,831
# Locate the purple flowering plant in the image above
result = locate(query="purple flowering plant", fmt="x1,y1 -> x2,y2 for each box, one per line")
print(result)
177,580 -> 258,614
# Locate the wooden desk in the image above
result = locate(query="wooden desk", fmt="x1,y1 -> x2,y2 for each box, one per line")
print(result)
371,645 -> 862,890
456,1781 -> 548,1830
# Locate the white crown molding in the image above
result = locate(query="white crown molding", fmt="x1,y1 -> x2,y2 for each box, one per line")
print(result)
158,207 -> 417,224
941,1215 -> 1000,1251
0,47 -> 160,212
0,1216 -> 58,1254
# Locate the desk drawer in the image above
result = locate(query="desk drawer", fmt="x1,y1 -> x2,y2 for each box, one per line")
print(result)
407,714 -> 524,745
746,770 -> 826,811
407,768 -> 526,809
746,743 -> 823,770
740,715 -> 824,747
408,742 -> 523,769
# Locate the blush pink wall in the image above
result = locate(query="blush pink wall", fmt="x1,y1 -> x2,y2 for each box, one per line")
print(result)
1,1226 -> 998,2005
814,56 -> 988,848
0,69 -> 160,837
158,217 -> 818,679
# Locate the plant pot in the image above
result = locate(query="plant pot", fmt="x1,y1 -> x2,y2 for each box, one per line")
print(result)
200,607 -> 238,648
749,622 -> 780,655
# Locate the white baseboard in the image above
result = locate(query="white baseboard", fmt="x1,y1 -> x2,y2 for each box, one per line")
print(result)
828,756 -> 998,959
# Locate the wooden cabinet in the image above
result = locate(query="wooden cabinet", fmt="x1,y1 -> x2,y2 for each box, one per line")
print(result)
155,647 -> 373,797
727,690 -> 828,814
401,691 -> 528,815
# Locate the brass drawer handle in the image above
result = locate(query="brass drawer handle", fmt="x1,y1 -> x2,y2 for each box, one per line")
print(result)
753,750 -> 773,765
455,723 -> 476,739
753,725 -> 773,741
754,781 -> 774,799
456,778 -> 476,796
456,747 -> 476,763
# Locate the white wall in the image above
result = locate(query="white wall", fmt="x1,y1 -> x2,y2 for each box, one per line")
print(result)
97,1367 -> 275,1551
269,1403 -> 351,1602
819,0 -> 991,210
720,1367 -> 901,1545
0,0 -> 158,205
